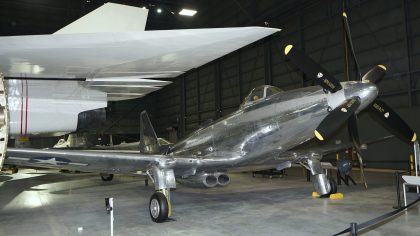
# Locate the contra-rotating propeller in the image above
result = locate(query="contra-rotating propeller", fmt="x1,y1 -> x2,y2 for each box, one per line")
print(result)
284,13 -> 417,188
284,45 -> 342,93
342,11 -> 416,187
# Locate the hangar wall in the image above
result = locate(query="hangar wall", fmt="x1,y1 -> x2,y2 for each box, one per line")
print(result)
106,0 -> 420,169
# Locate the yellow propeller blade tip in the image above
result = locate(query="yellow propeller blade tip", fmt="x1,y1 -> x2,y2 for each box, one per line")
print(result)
314,130 -> 324,141
378,65 -> 387,71
284,45 -> 293,55
342,12 -> 347,17
412,133 -> 417,142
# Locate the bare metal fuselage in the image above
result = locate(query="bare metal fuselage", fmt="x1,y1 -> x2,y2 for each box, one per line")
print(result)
170,86 -> 328,173
169,81 -> 377,175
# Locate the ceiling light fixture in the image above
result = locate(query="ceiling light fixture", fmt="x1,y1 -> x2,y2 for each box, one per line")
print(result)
156,8 -> 162,13
179,9 -> 197,16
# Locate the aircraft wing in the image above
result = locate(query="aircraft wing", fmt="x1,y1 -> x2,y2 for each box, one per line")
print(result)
5,148 -> 174,174
0,27 -> 279,101
278,135 -> 394,160
232,136 -> 394,172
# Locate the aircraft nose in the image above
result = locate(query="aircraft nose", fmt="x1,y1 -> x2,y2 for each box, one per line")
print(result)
343,81 -> 378,111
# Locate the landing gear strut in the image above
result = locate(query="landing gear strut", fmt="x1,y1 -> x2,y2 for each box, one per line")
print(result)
302,156 -> 338,197
148,167 -> 176,223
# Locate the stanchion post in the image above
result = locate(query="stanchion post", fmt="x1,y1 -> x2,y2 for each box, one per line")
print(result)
394,171 -> 401,209
414,141 -> 419,193
350,222 -> 358,236
110,198 -> 114,236
105,197 -> 114,236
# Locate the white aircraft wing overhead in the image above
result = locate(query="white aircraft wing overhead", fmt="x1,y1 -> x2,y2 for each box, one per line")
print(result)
0,27 -> 279,79
0,27 -> 279,101
0,26 -> 279,100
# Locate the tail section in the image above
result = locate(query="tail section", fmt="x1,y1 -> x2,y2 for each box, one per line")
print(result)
139,111 -> 161,154
54,3 -> 148,34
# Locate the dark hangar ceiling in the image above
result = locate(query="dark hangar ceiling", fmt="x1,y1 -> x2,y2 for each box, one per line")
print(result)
0,0 -> 322,35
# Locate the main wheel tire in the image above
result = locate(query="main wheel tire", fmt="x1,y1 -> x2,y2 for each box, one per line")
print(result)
320,177 -> 338,198
100,173 -> 114,181
329,178 -> 338,194
149,192 -> 169,223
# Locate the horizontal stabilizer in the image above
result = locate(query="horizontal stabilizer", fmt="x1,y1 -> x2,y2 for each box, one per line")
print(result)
54,3 -> 148,34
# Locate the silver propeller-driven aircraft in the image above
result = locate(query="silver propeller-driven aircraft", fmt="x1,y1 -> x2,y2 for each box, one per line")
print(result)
1,6 -> 417,223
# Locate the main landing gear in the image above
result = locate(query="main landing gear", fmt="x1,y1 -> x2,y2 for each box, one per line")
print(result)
148,167 -> 176,223
320,177 -> 337,198
302,156 -> 338,197
149,190 -> 171,222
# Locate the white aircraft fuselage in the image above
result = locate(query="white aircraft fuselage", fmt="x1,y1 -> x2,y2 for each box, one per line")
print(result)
6,79 -> 106,136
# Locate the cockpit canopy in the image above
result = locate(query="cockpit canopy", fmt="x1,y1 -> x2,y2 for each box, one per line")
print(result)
240,85 -> 282,108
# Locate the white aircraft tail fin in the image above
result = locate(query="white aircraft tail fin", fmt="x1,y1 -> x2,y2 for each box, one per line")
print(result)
139,111 -> 161,154
54,3 -> 148,34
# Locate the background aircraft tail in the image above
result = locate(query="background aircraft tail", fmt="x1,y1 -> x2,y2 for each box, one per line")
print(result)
139,111 -> 161,154
54,3 -> 148,34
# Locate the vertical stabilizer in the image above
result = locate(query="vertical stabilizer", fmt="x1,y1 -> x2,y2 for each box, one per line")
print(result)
139,111 -> 160,154
54,3 -> 148,34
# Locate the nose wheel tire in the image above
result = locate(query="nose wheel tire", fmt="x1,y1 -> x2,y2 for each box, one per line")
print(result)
149,192 -> 169,223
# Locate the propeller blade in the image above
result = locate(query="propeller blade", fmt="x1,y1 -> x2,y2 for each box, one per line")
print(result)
361,65 -> 387,83
342,12 -> 362,80
348,114 -> 360,148
314,97 -> 361,141
348,114 -> 368,188
284,45 -> 342,93
356,152 -> 368,189
369,99 -> 417,143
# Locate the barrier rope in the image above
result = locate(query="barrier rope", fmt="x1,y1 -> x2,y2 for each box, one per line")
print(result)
333,196 -> 420,235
